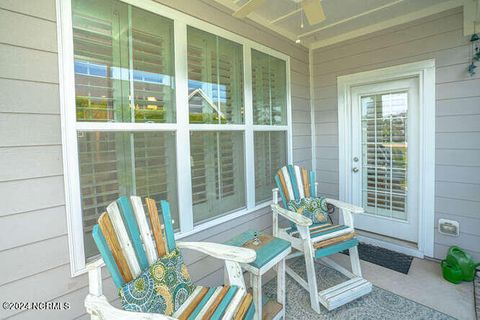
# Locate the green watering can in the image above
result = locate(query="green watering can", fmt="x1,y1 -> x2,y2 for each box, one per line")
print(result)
441,246 -> 480,283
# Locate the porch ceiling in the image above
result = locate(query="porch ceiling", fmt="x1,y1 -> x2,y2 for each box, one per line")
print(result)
205,0 -> 463,48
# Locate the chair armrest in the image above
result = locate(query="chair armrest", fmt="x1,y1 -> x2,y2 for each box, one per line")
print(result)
326,198 -> 364,214
177,242 -> 256,264
271,204 -> 312,227
85,294 -> 175,320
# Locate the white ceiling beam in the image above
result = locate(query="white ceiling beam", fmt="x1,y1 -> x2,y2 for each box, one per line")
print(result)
299,0 -> 404,38
309,0 -> 463,50
233,0 -> 265,18
212,0 -> 303,45
270,8 -> 302,25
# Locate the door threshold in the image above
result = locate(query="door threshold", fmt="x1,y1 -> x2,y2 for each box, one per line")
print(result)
356,230 -> 424,259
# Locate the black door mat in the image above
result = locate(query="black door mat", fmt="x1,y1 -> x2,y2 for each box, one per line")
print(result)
342,243 -> 414,274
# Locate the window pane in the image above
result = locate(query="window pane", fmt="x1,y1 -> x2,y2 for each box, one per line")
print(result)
72,0 -> 175,123
252,49 -> 287,125
78,131 -> 178,259
361,92 -> 408,221
187,27 -> 244,124
254,131 -> 287,203
190,131 -> 245,223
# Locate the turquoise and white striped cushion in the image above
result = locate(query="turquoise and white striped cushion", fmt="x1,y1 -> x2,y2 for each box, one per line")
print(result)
287,223 -> 354,243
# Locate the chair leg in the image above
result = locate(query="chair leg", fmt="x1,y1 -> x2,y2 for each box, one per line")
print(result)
251,274 -> 263,320
304,243 -> 321,313
348,246 -> 362,277
277,258 -> 286,318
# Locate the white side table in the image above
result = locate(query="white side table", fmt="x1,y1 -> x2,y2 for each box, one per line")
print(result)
226,231 -> 291,320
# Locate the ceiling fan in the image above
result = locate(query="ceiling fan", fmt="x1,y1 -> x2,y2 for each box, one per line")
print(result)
232,0 -> 326,25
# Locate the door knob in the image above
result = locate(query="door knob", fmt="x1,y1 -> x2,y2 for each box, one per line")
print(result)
353,157 -> 359,162
352,167 -> 359,173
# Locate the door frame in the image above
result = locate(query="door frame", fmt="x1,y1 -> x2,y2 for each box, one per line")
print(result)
337,60 -> 435,258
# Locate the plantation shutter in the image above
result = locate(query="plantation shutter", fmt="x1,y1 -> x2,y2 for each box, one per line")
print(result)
186,27 -> 245,224
252,49 -> 287,125
131,9 -> 175,123
72,3 -> 120,122
187,27 -> 243,124
190,132 -> 245,224
254,131 -> 287,203
361,92 -> 408,219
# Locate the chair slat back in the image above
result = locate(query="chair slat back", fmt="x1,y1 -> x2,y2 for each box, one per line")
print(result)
92,196 -> 176,288
275,164 -> 317,206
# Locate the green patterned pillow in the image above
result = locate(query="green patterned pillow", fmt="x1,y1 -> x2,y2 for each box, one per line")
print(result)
120,249 -> 195,315
287,197 -> 330,226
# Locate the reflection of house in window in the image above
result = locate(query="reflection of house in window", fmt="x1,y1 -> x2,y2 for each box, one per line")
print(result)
188,86 -> 226,123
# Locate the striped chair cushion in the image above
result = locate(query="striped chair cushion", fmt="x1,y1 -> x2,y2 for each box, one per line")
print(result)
173,286 -> 255,320
287,223 -> 355,244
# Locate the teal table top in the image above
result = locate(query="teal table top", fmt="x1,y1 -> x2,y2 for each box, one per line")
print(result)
225,231 -> 291,269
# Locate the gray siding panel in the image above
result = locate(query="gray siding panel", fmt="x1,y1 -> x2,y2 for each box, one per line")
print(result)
0,0 -> 310,318
0,78 -> 60,114
312,7 -> 480,260
0,0 -> 56,21
0,9 -> 57,52
0,146 -> 63,181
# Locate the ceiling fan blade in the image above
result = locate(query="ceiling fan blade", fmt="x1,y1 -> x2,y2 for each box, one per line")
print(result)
302,0 -> 326,25
233,0 -> 266,18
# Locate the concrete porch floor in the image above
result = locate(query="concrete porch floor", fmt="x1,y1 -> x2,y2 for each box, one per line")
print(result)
329,253 -> 476,320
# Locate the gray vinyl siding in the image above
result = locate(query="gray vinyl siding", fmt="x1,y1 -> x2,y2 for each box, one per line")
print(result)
311,7 -> 480,261
0,0 -> 310,319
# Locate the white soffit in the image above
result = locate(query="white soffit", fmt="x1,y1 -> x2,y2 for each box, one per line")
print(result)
207,0 -> 464,49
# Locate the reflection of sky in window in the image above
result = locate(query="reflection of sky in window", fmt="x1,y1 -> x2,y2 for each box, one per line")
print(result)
74,60 -> 171,85
188,79 -> 227,104
381,93 -> 407,117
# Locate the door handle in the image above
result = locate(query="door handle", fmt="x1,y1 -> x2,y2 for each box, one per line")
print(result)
352,167 -> 359,173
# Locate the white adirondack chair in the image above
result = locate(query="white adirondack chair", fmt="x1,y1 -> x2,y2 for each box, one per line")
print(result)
85,196 -> 257,320
271,165 -> 372,312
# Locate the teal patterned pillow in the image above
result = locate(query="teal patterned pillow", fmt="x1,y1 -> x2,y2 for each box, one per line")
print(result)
120,249 -> 195,316
287,197 -> 330,226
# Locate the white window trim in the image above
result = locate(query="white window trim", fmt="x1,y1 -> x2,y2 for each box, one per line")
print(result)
56,0 -> 293,276
337,60 -> 435,258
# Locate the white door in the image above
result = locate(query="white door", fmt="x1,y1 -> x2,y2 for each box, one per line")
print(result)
349,78 -> 419,242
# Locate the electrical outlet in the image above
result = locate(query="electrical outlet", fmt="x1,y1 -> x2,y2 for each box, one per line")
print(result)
438,219 -> 459,237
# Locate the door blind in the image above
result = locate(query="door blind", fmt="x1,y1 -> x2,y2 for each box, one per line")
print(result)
361,92 -> 408,220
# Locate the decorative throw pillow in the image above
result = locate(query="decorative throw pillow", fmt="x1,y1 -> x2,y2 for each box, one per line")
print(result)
287,197 -> 330,226
120,249 -> 195,315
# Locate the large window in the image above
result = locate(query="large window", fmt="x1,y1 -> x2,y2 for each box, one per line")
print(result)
62,0 -> 291,273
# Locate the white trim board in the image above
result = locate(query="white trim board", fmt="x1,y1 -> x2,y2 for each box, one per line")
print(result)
337,60 -> 436,258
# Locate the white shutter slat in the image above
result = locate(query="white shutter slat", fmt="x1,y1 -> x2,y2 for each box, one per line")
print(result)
361,91 -> 408,219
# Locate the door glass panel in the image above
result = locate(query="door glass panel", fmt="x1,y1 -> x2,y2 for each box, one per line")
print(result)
361,92 -> 408,220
